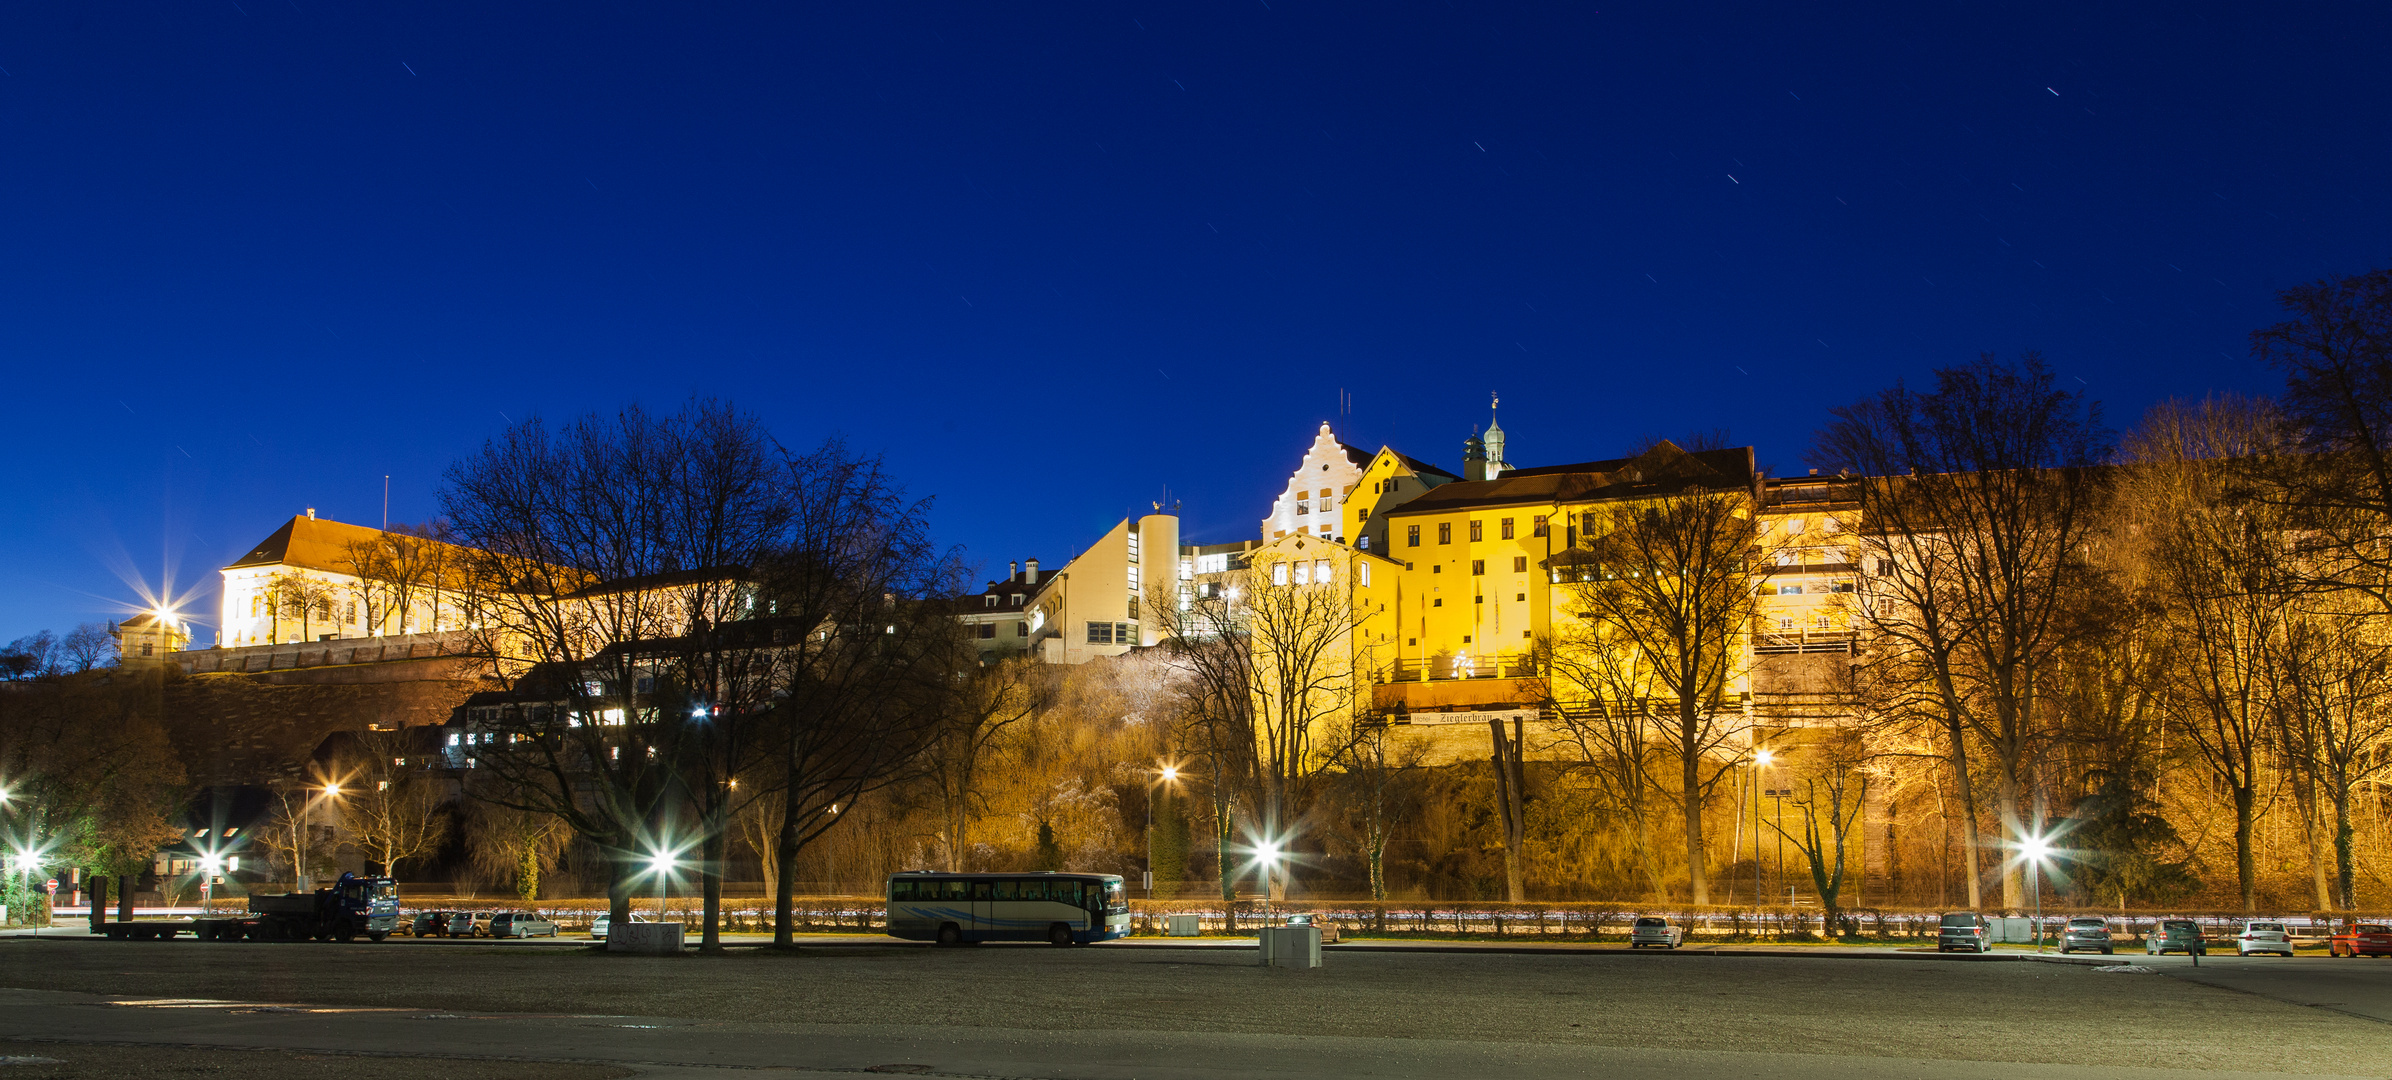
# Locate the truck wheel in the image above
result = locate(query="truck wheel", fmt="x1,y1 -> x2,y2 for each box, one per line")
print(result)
337,927 -> 357,943
368,932 -> 388,943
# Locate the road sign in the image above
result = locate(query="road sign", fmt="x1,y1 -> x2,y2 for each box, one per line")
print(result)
44,878 -> 58,894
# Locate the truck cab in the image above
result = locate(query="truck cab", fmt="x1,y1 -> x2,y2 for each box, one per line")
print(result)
334,873 -> 403,940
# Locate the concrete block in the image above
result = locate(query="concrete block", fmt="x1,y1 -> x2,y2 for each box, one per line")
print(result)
608,921 -> 685,955
1166,914 -> 1202,937
1258,926 -> 1321,968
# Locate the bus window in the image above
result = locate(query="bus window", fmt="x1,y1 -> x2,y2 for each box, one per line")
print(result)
971,881 -> 993,901
944,879 -> 968,900
890,880 -> 911,901
993,880 -> 1019,901
1018,880 -> 1047,902
1052,880 -> 1082,906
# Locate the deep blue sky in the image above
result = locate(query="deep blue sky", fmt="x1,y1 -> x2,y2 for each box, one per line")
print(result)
3,2 -> 2387,643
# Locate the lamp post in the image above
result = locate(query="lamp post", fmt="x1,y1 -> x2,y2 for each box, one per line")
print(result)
1751,749 -> 1774,907
1146,763 -> 1179,900
2020,833 -> 2052,953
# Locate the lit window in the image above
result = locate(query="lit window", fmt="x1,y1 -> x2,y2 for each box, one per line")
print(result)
1513,556 -> 1528,572
1407,525 -> 1420,547
1469,520 -> 1484,542
1778,585 -> 1804,595
1779,618 -> 1794,630
1274,562 -> 1290,586
1501,518 -> 1515,540
1532,515 -> 1548,537
1438,523 -> 1452,544
1314,559 -> 1331,583
1471,560 -> 1485,576
1359,562 -> 1372,586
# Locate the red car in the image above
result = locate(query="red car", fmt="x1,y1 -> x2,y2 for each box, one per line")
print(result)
2330,923 -> 2392,958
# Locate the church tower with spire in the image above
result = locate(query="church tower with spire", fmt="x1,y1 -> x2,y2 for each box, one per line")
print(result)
1482,393 -> 1510,479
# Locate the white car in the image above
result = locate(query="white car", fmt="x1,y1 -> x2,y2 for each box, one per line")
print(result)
590,912 -> 648,940
2235,920 -> 2294,957
1628,916 -> 1685,949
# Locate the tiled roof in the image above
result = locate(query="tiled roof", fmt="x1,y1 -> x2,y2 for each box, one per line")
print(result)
1387,443 -> 1755,515
225,515 -> 478,575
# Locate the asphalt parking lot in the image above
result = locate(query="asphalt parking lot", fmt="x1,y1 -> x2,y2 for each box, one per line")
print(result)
4,935 -> 2389,1079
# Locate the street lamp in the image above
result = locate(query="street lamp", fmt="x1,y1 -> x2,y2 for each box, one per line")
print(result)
1751,748 -> 1774,907
2019,832 -> 2053,952
1146,762 -> 1182,900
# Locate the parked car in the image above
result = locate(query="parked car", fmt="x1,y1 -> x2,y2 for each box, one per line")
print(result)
2145,919 -> 2207,956
488,912 -> 559,939
590,912 -> 648,940
2058,916 -> 2114,955
1937,912 -> 1993,953
1628,917 -> 1685,949
2235,920 -> 2295,957
445,911 -> 489,938
2329,923 -> 2392,958
409,910 -> 453,937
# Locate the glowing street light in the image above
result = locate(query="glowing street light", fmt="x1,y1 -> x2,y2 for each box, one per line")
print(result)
1145,762 -> 1185,899
2018,830 -> 2056,952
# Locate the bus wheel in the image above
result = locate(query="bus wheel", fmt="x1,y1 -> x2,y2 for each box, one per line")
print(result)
1048,924 -> 1074,947
936,923 -> 963,946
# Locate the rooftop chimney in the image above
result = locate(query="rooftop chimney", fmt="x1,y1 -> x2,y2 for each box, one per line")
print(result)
1024,558 -> 1040,584
306,507 -> 317,520
1009,560 -> 1020,582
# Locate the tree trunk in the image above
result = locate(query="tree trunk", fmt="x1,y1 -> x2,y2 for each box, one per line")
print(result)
606,853 -> 633,938
1681,707 -> 1708,906
2295,770 -> 2334,912
517,844 -> 541,902
1489,719 -> 1524,903
1996,773 -> 2024,910
2233,785 -> 2258,913
2333,788 -> 2357,910
1947,725 -> 1984,909
773,797 -> 801,948
700,827 -> 725,953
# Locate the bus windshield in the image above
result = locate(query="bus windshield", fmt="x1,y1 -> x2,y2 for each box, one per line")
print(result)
1101,879 -> 1127,913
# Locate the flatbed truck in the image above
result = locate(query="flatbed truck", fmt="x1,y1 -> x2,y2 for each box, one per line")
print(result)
97,872 -> 401,942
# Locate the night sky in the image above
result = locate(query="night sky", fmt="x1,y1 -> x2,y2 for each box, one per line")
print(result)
3,2 -> 2387,642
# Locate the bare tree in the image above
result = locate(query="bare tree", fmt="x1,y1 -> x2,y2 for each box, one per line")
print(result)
440,401 -> 765,936
1319,711 -> 1426,902
1765,728 -> 1875,935
751,438 -> 963,948
2256,268 -> 2392,605
338,730 -> 450,880
2126,395 -> 2297,912
1145,573 -> 1260,903
1542,631 -> 1670,900
58,625 -> 115,672
1553,441 -> 1759,905
1242,548 -> 1370,899
927,655 -> 1052,871
1812,353 -> 2110,909
2271,604 -> 2392,911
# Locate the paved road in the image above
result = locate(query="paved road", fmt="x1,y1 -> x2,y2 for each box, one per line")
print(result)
6,937 -> 2390,1079
2128,952 -> 2392,1025
1,986 -> 2377,1080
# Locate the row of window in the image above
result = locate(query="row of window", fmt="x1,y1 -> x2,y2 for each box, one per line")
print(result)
891,877 -> 1100,904
974,621 -> 1030,639
1405,515 -> 1554,547
1086,621 -> 1136,645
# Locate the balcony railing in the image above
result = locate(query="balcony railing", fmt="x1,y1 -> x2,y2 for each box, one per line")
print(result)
1753,629 -> 1856,655
1379,652 -> 1542,683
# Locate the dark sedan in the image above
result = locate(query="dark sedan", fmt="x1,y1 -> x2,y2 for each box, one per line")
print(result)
2058,916 -> 2115,955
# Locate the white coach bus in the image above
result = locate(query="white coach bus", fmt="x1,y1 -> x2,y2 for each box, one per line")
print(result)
885,871 -> 1131,946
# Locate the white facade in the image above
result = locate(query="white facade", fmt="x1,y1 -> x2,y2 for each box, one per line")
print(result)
1261,422 -> 1371,544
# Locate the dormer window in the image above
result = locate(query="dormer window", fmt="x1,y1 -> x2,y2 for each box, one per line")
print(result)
1010,594 -> 1023,605
984,595 -> 998,607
